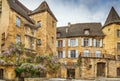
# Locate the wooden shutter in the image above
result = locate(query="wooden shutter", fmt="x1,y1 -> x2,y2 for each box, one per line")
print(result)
100,39 -> 102,47
63,51 -> 66,58
93,39 -> 96,47
76,50 -> 78,58
81,38 -> 84,46
68,39 -> 71,47
76,38 -> 78,46
89,38 -> 92,46
68,50 -> 71,58
63,40 -> 66,47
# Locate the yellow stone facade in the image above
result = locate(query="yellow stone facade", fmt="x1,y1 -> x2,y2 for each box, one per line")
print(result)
0,0 -> 57,80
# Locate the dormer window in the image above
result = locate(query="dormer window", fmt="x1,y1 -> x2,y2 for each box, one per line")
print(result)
37,21 -> 41,27
84,29 -> 90,35
57,33 -> 61,37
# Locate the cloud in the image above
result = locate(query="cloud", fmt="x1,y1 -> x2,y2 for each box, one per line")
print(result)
19,0 -> 120,26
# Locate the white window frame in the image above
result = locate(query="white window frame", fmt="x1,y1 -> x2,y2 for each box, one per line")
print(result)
96,50 -> 101,57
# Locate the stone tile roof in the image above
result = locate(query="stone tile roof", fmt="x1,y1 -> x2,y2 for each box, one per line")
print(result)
29,1 -> 57,21
104,7 -> 120,27
7,0 -> 34,24
57,23 -> 104,38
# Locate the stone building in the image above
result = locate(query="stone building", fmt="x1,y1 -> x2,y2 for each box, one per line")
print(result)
56,7 -> 120,79
0,0 -> 57,80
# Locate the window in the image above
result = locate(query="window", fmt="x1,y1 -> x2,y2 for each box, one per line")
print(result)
58,40 -> 63,47
84,29 -> 90,35
68,39 -> 78,47
84,50 -> 89,57
16,34 -> 21,43
117,30 -> 120,37
117,43 -> 120,50
71,50 -> 76,58
57,33 -> 61,37
96,39 -> 100,47
96,50 -> 101,57
68,50 -> 78,58
52,37 -> 54,43
16,17 -> 20,27
117,55 -> 120,61
57,51 -> 65,58
37,21 -> 41,27
37,39 -> 41,45
84,38 -> 89,47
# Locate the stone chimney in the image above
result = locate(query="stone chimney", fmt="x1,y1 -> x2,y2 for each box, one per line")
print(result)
68,22 -> 71,27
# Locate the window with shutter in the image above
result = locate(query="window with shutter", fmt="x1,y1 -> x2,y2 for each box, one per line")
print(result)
16,17 -> 21,27
117,30 -> 120,37
84,38 -> 89,47
16,34 -> 21,43
83,50 -> 89,57
117,43 -> 120,50
96,50 -> 101,57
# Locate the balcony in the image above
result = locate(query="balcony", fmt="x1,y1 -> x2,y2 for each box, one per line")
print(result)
79,52 -> 116,60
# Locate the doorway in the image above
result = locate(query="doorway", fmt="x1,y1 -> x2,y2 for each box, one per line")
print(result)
117,68 -> 120,76
67,69 -> 75,79
97,62 -> 106,77
0,69 -> 3,79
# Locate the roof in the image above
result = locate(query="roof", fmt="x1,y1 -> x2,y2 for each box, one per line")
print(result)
103,7 -> 120,27
29,1 -> 57,21
57,23 -> 104,38
7,0 -> 34,24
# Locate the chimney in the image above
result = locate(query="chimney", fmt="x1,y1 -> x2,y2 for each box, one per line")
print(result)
66,28 -> 68,33
68,22 -> 71,27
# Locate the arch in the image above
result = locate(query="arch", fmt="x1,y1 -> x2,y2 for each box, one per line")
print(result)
117,67 -> 120,76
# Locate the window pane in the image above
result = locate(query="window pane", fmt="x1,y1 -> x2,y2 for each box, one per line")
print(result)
16,17 -> 20,27
84,50 -> 89,57
37,21 -> 41,27
96,51 -> 101,57
16,34 -> 20,43
117,43 -> 120,50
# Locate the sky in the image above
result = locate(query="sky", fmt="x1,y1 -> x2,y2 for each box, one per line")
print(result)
19,0 -> 120,27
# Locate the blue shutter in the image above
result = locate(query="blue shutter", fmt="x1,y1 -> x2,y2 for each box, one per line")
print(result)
89,38 -> 92,46
68,50 -> 71,58
93,39 -> 96,47
68,39 -> 71,47
63,40 -> 66,47
76,50 -> 78,58
63,51 -> 66,58
76,38 -> 78,46
81,38 -> 84,46
100,39 -> 102,47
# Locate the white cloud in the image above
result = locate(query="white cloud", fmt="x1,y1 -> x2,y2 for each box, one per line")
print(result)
19,0 -> 120,27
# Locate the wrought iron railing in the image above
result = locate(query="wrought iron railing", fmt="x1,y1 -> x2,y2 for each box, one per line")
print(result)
79,52 -> 116,60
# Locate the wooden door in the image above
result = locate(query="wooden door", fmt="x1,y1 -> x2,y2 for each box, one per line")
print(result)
97,63 -> 105,77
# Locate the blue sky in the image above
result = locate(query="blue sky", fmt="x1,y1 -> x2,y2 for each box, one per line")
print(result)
19,0 -> 120,26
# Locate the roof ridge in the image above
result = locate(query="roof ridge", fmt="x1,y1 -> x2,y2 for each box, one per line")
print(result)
103,6 -> 120,27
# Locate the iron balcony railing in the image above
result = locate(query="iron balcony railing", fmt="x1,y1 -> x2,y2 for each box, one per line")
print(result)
79,52 -> 116,60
